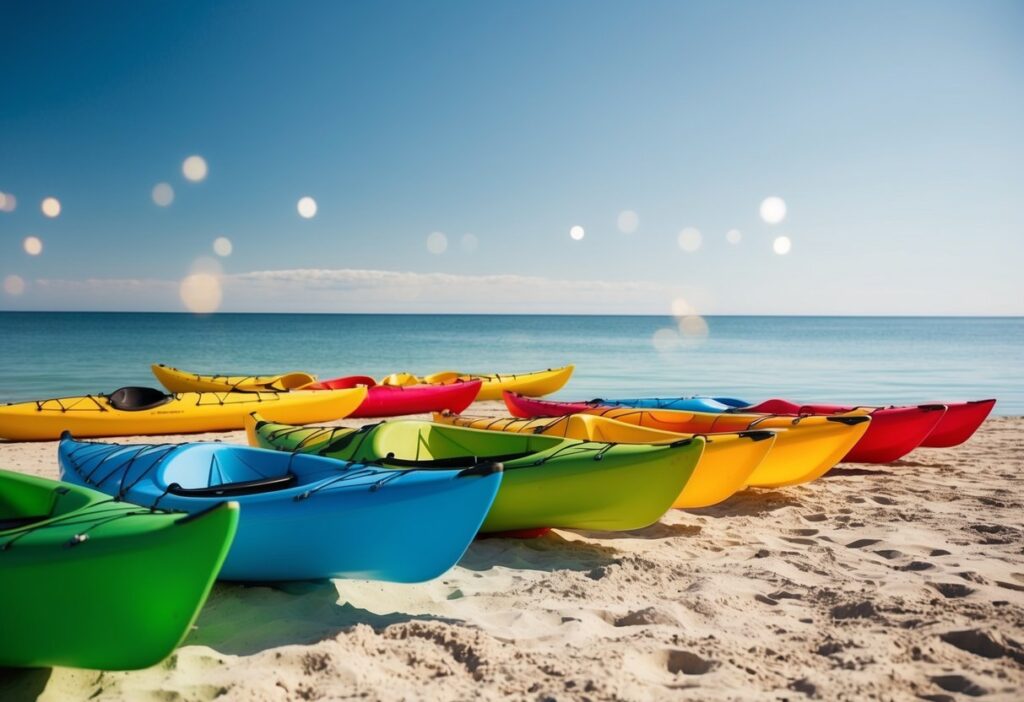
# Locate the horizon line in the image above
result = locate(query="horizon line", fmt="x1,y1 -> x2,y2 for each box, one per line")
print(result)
1,309 -> 1022,319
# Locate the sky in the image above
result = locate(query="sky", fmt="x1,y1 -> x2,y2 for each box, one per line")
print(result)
1,0 -> 1022,315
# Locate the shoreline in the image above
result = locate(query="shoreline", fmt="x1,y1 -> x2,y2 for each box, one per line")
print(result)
1,409 -> 1022,700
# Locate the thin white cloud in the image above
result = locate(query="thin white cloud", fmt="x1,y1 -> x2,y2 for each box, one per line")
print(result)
23,268 -> 683,314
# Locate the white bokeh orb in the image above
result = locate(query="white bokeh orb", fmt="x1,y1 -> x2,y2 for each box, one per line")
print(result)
760,196 -> 787,224
773,235 -> 792,255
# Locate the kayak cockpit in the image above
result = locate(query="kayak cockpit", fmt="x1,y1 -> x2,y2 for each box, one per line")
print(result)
106,386 -> 174,411
0,472 -> 93,534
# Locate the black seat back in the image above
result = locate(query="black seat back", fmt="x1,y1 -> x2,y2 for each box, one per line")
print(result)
106,386 -> 173,411
167,473 -> 297,497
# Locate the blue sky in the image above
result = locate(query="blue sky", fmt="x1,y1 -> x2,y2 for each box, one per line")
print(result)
1,0 -> 1022,314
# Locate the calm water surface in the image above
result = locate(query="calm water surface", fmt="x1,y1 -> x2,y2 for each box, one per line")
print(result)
0,313 -> 1020,414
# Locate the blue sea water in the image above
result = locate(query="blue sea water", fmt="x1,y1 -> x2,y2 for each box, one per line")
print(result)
0,313 -> 1020,414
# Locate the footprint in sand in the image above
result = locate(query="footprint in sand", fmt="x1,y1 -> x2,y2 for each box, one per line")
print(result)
802,513 -> 828,523
845,538 -> 882,549
897,561 -> 934,571
929,674 -> 988,697
789,528 -> 819,537
613,607 -> 678,627
830,600 -> 877,620
931,582 -> 975,599
939,629 -> 1024,663
995,580 -> 1024,593
870,495 -> 897,505
665,649 -> 716,675
873,549 -> 904,560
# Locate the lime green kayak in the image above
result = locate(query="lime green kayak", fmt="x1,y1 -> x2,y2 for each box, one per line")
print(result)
0,469 -> 238,670
245,414 -> 703,533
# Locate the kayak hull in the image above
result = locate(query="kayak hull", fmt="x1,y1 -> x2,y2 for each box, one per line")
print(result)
0,470 -> 237,670
778,400 -> 997,448
306,377 -> 482,417
246,414 -> 703,533
0,387 -> 366,441
152,364 -> 317,392
508,392 -> 943,465
434,412 -> 774,509
383,365 -> 574,401
739,400 -> 949,463
587,407 -> 872,487
920,399 -> 996,448
58,436 -> 501,582
503,393 -> 872,484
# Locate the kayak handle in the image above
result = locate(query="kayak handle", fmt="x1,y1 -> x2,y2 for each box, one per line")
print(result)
826,415 -> 871,426
738,430 -> 776,441
457,461 -> 504,478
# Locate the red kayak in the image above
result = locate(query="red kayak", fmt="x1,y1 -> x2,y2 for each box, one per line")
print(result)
305,377 -> 481,418
746,399 -> 995,450
738,400 -> 948,463
502,392 -> 948,464
504,394 -> 602,419
919,399 -> 996,448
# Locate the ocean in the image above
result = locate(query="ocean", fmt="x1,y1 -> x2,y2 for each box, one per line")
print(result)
0,313 -> 1020,414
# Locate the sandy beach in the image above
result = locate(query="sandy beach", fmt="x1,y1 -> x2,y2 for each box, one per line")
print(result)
1,404 -> 1022,701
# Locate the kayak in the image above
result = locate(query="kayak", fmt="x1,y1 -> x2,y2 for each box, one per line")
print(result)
380,365 -> 574,401
531,395 -> 992,452
710,399 -> 948,462
152,364 -> 317,392
919,399 -> 996,447
716,398 -> 994,450
548,397 -> 738,413
503,393 -> 872,484
304,376 -> 482,418
0,469 -> 237,670
433,411 -> 775,508
0,386 -> 367,441
58,434 -> 501,582
505,392 -> 942,465
245,413 -> 704,532
154,365 -> 483,418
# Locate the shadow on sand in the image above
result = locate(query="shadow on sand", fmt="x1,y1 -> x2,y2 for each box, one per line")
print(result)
459,530 -> 620,573
574,521 -> 703,541
0,668 -> 51,702
824,467 -> 891,478
685,489 -> 802,518
186,580 -> 460,657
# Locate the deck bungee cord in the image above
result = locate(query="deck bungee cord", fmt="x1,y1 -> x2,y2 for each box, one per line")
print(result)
26,388 -> 306,414
58,434 -> 471,505
1,496 -> 168,552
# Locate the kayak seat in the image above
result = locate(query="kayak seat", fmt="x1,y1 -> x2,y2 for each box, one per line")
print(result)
0,514 -> 51,532
107,387 -> 174,411
168,473 -> 297,497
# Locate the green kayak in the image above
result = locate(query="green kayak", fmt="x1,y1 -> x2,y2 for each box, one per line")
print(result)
245,414 -> 703,533
0,469 -> 238,670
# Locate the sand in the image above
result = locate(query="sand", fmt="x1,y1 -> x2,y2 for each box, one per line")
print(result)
1,406 -> 1022,701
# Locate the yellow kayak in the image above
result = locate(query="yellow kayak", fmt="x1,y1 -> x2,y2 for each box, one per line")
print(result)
0,386 -> 366,441
434,412 -> 776,508
380,365 -> 574,402
152,364 -> 317,392
585,407 -> 872,488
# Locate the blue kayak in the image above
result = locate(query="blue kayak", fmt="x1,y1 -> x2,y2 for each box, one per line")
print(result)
581,396 -> 744,412
58,433 -> 502,582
